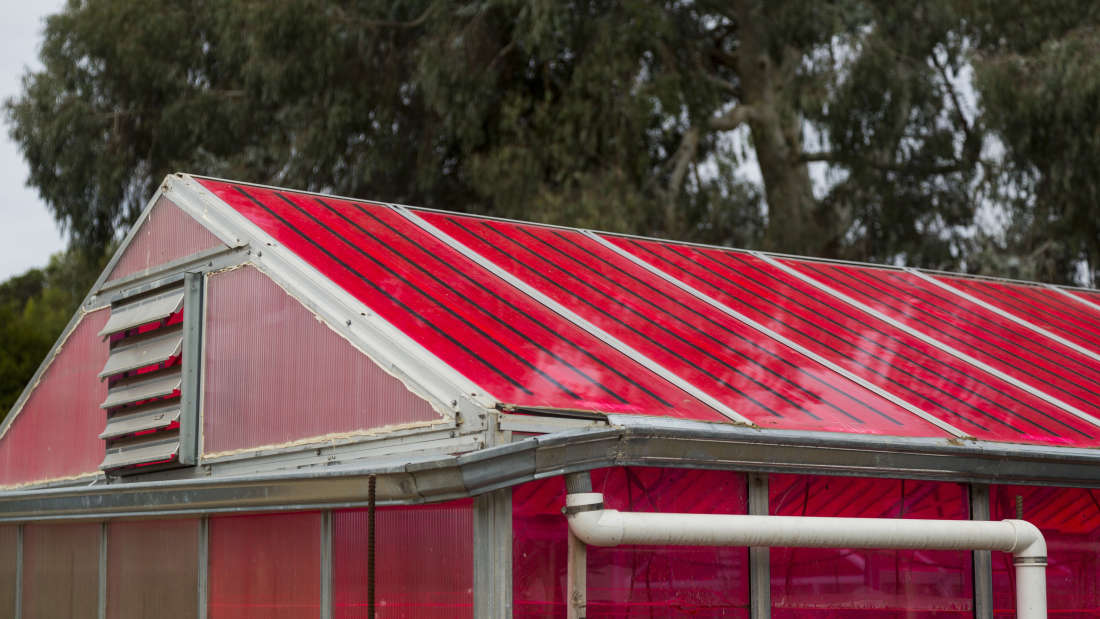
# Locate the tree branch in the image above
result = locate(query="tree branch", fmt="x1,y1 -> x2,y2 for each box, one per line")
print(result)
708,104 -> 756,131
800,151 -> 965,175
665,127 -> 700,234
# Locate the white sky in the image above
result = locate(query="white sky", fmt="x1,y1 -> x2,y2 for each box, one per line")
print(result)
0,1 -> 68,282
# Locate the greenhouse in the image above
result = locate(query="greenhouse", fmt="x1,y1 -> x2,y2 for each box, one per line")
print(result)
1,173 -> 1100,617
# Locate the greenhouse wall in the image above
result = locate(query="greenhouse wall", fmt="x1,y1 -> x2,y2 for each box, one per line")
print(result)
514,467 -> 750,617
334,502 -> 473,618
107,519 -> 199,619
991,485 -> 1100,616
769,474 -> 972,617
0,526 -> 14,616
105,196 -> 224,282
0,309 -> 108,488
22,522 -> 100,618
201,265 -> 442,455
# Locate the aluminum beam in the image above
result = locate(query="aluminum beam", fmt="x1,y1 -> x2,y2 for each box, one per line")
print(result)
474,488 -> 512,618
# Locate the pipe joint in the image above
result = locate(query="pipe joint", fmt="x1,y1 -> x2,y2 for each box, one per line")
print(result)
1005,519 -> 1047,559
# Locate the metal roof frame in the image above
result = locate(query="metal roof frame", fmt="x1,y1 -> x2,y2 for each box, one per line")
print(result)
6,414 -> 1100,522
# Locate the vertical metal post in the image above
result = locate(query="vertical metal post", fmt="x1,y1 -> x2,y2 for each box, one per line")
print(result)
321,510 -> 333,619
98,522 -> 108,619
748,473 -> 771,619
179,272 -> 204,465
15,524 -> 22,619
474,488 -> 513,619
567,530 -> 586,619
971,484 -> 993,619
368,476 -> 376,619
198,516 -> 209,619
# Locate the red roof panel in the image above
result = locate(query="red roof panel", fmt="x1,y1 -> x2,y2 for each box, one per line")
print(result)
420,211 -> 949,437
608,239 -> 1100,446
784,259 -> 1100,443
197,179 -> 723,421
934,275 -> 1100,356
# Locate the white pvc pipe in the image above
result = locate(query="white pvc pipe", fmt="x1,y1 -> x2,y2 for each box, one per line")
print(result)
565,492 -> 1047,619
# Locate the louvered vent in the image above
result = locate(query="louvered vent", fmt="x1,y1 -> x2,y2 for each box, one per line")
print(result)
98,276 -> 200,473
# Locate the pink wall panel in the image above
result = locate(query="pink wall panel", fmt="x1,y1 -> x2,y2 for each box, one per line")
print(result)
991,485 -> 1100,616
334,501 -> 473,618
107,196 -> 224,281
0,309 -> 108,487
0,526 -> 15,616
208,512 -> 320,619
107,519 -> 199,619
514,468 -> 749,617
23,522 -> 100,619
202,265 -> 441,454
769,475 -> 972,618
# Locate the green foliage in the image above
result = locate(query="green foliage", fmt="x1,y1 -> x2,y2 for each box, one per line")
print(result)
4,0 -> 1100,284
0,247 -> 109,420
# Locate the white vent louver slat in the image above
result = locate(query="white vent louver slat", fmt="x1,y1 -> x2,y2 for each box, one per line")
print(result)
99,282 -> 186,473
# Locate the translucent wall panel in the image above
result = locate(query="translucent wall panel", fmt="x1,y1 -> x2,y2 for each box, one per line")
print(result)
991,485 -> 1100,616
0,309 -> 108,487
769,475 -> 972,618
0,526 -> 15,617
334,501 -> 473,618
23,522 -> 100,619
203,266 -> 440,454
106,196 -> 224,281
514,468 -> 749,617
200,179 -> 721,421
208,512 -> 320,619
107,519 -> 198,619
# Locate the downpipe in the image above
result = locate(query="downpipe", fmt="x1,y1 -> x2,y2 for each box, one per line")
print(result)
563,484 -> 1046,619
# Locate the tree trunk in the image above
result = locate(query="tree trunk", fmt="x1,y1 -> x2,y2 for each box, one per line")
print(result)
735,2 -> 824,256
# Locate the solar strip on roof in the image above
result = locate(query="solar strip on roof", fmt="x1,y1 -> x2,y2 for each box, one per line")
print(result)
930,275 -> 1100,356
198,180 -> 723,421
605,236 -> 1100,447
1068,289 -> 1100,311
419,211 -> 949,437
783,259 -> 1100,433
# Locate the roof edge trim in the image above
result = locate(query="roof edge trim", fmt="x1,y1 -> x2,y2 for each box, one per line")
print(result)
167,174 -> 496,419
5,416 -> 1100,521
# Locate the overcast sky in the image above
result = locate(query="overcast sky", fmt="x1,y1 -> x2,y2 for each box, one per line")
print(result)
0,1 -> 68,283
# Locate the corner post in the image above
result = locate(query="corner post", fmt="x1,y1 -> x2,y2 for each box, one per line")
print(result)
474,488 -> 513,618
971,484 -> 993,619
748,473 -> 771,619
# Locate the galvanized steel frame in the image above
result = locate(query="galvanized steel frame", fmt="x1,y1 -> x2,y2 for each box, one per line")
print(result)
178,272 -> 204,465
970,484 -> 993,619
6,416 -> 1100,522
474,487 -> 513,618
748,473 -> 770,619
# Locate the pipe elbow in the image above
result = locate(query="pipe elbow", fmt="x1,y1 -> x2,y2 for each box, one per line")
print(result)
1005,519 -> 1046,561
568,509 -> 624,547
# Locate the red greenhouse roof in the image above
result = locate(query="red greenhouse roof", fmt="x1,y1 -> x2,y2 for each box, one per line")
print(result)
196,177 -> 1100,447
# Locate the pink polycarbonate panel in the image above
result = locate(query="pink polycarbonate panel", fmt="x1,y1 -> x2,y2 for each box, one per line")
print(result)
1070,289 -> 1100,310
197,179 -> 720,421
0,526 -> 14,616
991,485 -> 1100,616
0,309 -> 108,487
420,213 -> 942,437
787,260 -> 1100,425
23,522 -> 100,619
607,237 -> 1100,447
514,468 -> 749,617
334,501 -> 473,618
107,519 -> 199,619
770,475 -> 972,617
208,512 -> 321,619
107,196 -> 224,281
936,275 -> 1100,355
203,265 -> 440,454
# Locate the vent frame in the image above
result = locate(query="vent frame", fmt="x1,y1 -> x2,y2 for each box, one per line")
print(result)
98,272 -> 203,474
